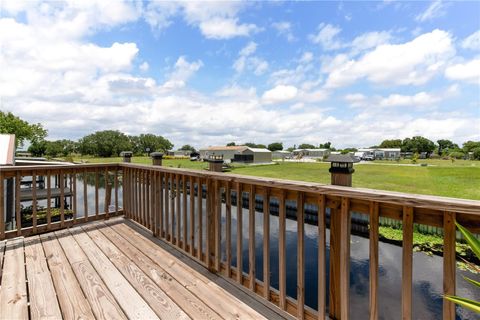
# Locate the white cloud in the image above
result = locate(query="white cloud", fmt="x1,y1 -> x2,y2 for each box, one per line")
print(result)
262,85 -> 298,104
350,31 -> 392,54
299,52 -> 314,64
445,59 -> 480,84
461,30 -> 480,51
144,1 -> 260,39
233,42 -> 268,75
325,29 -> 455,88
161,56 -> 203,89
272,21 -> 295,42
415,0 -> 447,22
345,85 -> 459,108
139,62 -> 149,72
309,23 -> 343,50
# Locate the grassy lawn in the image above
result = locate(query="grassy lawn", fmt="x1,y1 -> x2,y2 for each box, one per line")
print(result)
73,156 -> 480,200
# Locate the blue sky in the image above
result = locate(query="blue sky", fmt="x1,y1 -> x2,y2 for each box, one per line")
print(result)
1,0 -> 479,149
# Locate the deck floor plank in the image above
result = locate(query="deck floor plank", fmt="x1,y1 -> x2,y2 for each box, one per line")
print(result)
69,226 -> 159,320
55,229 -> 127,320
98,222 -> 223,320
110,221 -> 268,320
0,238 -> 28,320
82,225 -> 190,320
24,236 -> 62,320
40,232 -> 95,319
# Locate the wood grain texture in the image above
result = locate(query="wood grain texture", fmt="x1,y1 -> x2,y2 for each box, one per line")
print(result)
182,175 -> 188,251
99,223 -> 222,320
402,206 -> 414,320
297,192 -> 305,319
443,211 -> 456,320
84,226 -> 189,320
70,227 -> 159,319
197,177 -> 203,262
32,172 -> 38,232
24,236 -> 62,320
248,184 -> 256,291
15,172 -> 21,235
0,238 -> 28,319
339,197 -> 351,320
111,221 -> 267,320
40,232 -> 95,319
0,172 -> 4,239
279,190 -> 287,310
317,194 -> 326,319
237,182 -> 244,284
55,229 -> 127,320
263,188 -> 270,301
369,202 -> 379,320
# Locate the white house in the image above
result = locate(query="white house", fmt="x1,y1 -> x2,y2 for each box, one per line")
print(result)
199,146 -> 272,164
358,148 -> 401,160
292,148 -> 330,159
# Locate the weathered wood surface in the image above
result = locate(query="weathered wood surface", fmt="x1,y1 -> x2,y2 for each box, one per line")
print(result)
0,218 -> 275,320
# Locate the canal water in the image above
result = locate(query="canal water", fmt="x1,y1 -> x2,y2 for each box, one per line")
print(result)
12,177 -> 480,319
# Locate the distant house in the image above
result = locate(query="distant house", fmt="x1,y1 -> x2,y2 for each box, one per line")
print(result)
199,146 -> 272,164
358,148 -> 401,160
292,148 -> 330,159
272,150 -> 292,160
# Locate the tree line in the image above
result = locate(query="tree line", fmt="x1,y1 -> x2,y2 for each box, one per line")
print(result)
1,111 -> 479,160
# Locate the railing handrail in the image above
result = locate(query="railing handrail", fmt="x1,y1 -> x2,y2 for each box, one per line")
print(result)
119,162 -> 480,215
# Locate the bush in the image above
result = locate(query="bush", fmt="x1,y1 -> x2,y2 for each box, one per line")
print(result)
449,151 -> 465,159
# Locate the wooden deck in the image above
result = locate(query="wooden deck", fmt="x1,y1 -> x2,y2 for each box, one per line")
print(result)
0,218 -> 290,320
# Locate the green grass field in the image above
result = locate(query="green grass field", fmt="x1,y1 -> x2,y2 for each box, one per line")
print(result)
73,156 -> 480,200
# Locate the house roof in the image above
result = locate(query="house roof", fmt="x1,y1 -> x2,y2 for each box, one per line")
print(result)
245,147 -> 271,153
325,154 -> 360,163
201,145 -> 248,151
0,134 -> 15,166
293,148 -> 328,152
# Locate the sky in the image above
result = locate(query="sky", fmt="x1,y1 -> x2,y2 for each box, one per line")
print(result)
0,0 -> 479,150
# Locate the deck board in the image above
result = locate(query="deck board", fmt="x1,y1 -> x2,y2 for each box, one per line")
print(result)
55,229 -> 127,320
24,236 -> 62,320
0,217 -> 285,320
0,238 -> 28,320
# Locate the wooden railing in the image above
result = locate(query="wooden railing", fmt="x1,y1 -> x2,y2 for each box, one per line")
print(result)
0,164 -> 122,240
120,163 -> 480,320
1,162 -> 479,319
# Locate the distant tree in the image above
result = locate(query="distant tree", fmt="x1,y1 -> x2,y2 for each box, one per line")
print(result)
379,139 -> 402,148
341,148 -> 358,154
298,143 -> 316,149
28,139 -> 47,157
0,111 -> 47,147
472,147 -> 480,160
267,142 -> 283,151
180,144 -> 196,152
226,142 -> 236,146
256,144 -> 267,149
437,139 -> 458,155
318,142 -> 332,149
463,141 -> 480,153
286,146 -> 295,152
401,136 -> 435,156
129,134 -> 173,155
45,141 -> 64,158
244,142 -> 266,148
78,130 -> 131,157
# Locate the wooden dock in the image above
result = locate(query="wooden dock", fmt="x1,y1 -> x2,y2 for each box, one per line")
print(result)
0,218 -> 289,320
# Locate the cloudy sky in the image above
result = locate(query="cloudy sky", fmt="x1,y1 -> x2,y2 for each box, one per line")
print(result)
1,0 -> 479,149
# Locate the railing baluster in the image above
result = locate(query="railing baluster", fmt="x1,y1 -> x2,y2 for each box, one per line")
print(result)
279,190 -> 286,310
32,172 -> 38,233
114,169 -> 118,216
340,197 -> 351,320
176,174 -> 181,246
197,177 -> 202,261
402,206 -> 414,320
60,171 -> 65,227
148,170 -> 153,232
318,194 -> 326,319
15,171 -> 21,235
443,211 -> 456,320
214,180 -> 221,271
159,171 -> 164,238
226,181 -> 232,278
142,170 -> 147,226
95,168 -> 99,217
83,169 -> 87,222
182,175 -> 187,251
297,192 -> 305,319
72,171 -> 77,222
369,201 -> 379,320
165,173 -> 170,241
248,184 -> 256,291
189,176 -> 195,256
104,168 -> 111,218
263,188 -> 270,300
206,178 -> 213,270
236,182 -> 243,284
170,174 -> 175,244
0,172 -> 4,240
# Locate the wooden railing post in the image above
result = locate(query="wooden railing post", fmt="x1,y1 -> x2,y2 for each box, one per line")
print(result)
206,177 -> 216,272
443,211 -> 456,320
329,201 -> 341,319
